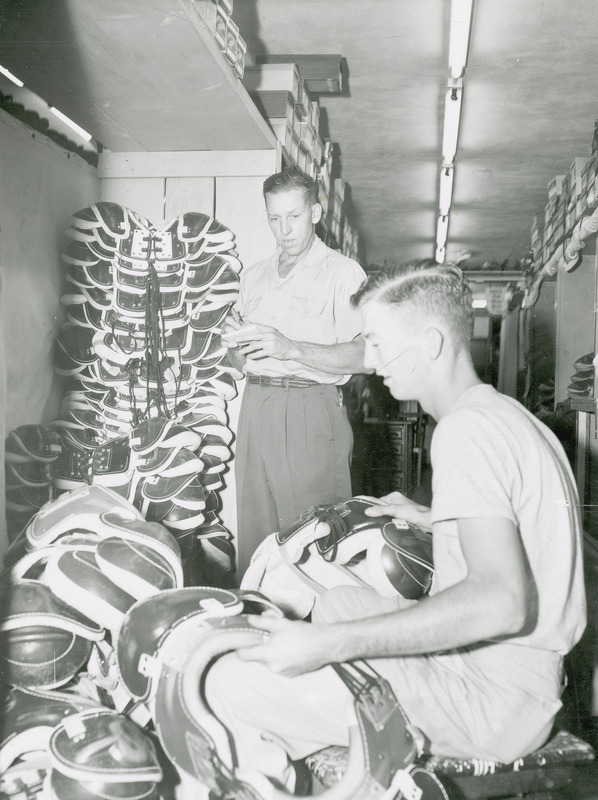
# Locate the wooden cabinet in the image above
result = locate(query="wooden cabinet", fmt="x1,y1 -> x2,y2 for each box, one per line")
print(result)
361,416 -> 424,498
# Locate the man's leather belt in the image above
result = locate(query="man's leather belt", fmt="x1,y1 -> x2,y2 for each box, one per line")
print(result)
246,374 -> 319,389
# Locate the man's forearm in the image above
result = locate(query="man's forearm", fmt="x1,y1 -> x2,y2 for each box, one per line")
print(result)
286,337 -> 372,375
324,575 -> 529,664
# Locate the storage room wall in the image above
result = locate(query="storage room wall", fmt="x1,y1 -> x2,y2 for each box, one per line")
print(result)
0,111 -> 100,557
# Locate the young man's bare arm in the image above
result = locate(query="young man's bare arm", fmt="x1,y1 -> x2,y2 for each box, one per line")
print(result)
237,517 -> 535,676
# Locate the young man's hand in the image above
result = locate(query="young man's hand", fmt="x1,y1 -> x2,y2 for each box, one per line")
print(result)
236,615 -> 334,676
363,491 -> 432,532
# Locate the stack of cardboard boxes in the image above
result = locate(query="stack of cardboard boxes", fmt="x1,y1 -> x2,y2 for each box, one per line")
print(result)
530,135 -> 598,274
195,0 -> 247,78
244,61 -> 360,260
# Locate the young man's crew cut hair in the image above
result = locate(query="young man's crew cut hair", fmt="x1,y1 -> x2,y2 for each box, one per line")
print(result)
351,258 -> 475,349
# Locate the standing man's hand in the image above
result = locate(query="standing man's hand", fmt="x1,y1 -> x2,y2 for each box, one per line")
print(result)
232,323 -> 297,362
221,308 -> 244,347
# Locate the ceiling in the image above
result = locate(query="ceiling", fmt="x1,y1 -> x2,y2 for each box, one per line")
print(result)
1,0 -> 598,269
233,0 -> 598,269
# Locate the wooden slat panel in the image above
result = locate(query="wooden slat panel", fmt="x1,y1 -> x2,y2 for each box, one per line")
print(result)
100,178 -> 166,223
215,175 -> 276,268
98,150 -> 280,179
164,177 -> 215,219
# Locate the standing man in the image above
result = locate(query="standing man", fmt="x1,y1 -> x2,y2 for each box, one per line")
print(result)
222,165 -> 368,579
206,260 -> 586,793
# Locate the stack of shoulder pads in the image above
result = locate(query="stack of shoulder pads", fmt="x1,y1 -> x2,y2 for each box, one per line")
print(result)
4,425 -> 62,540
6,201 -> 241,581
0,544 -> 430,800
0,485 -> 186,797
45,708 -> 163,800
0,693 -> 163,800
114,587 -> 431,800
241,496 -> 434,619
0,552 -> 283,800
2,486 -> 184,713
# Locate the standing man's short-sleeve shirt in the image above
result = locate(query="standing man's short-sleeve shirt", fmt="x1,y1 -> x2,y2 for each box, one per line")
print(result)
235,236 -> 366,384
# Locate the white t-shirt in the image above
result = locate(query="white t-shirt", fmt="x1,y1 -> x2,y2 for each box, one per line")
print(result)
235,236 -> 366,384
430,384 -> 586,658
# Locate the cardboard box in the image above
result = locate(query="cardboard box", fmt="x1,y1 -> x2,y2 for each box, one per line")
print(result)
569,157 -> 588,201
318,161 -> 332,195
250,90 -> 295,125
530,213 -> 542,248
268,119 -> 293,150
234,36 -> 247,78
296,145 -> 309,173
295,77 -> 307,115
225,17 -> 238,64
214,4 -> 228,49
544,195 -> 559,225
565,201 -> 577,232
307,98 -> 320,132
312,134 -> 324,167
317,182 -> 329,216
304,158 -> 317,178
298,119 -> 316,155
548,174 -> 566,199
288,132 -> 300,163
334,178 -> 346,205
243,63 -> 301,102
331,215 -> 342,242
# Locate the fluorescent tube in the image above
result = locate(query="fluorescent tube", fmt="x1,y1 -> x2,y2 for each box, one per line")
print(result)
0,64 -> 24,87
439,166 -> 454,216
50,107 -> 93,142
441,83 -> 462,165
436,215 -> 449,249
449,0 -> 474,79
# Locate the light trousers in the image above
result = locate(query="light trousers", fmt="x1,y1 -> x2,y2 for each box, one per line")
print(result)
205,585 -> 563,790
234,383 -> 353,579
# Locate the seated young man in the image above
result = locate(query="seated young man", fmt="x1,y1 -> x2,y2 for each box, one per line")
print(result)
206,260 -> 586,792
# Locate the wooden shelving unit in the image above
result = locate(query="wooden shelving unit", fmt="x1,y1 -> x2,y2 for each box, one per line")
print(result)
0,0 -> 277,153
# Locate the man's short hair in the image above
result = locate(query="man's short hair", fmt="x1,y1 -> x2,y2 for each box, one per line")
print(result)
351,259 -> 474,348
263,165 -> 319,206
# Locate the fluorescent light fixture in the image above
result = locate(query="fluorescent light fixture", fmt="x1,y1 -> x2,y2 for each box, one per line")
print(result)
50,106 -> 93,142
436,245 -> 446,264
449,0 -> 474,79
439,166 -> 454,216
0,64 -> 24,87
441,81 -> 463,164
472,299 -> 487,309
436,215 -> 449,249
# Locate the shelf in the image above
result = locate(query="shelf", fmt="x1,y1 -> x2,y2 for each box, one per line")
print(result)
0,0 -> 277,153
